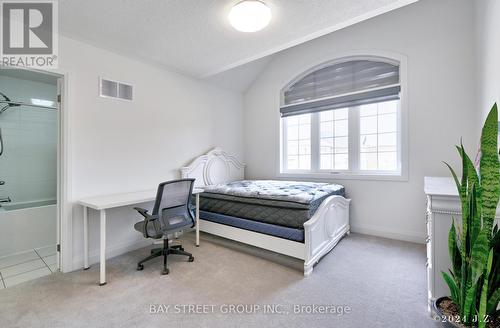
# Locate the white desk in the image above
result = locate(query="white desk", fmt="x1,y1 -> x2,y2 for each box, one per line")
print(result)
77,188 -> 204,286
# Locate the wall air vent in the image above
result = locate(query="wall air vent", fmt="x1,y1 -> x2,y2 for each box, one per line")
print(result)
99,77 -> 133,101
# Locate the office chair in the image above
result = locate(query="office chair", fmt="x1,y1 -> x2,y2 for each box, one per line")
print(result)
133,179 -> 195,275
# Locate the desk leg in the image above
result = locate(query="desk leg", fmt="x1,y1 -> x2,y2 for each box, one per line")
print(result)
83,206 -> 89,270
99,209 -> 107,286
196,193 -> 200,247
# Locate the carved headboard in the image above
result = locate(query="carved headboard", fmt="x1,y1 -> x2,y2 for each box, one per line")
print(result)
180,148 -> 246,187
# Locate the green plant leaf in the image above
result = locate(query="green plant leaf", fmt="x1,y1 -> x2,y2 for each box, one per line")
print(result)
478,250 -> 494,328
487,286 -> 500,315
460,253 -> 468,317
456,144 -> 480,195
458,145 -> 472,256
444,160 -> 469,309
471,228 -> 490,285
463,282 -> 476,324
444,161 -> 461,193
467,184 -> 481,254
457,147 -> 482,245
442,271 -> 460,306
448,220 -> 462,283
489,228 -> 500,298
479,103 -> 500,239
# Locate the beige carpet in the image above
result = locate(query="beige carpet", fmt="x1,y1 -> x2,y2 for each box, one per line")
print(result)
0,232 -> 440,328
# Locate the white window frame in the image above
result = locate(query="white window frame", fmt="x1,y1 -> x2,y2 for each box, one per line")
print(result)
278,54 -> 408,182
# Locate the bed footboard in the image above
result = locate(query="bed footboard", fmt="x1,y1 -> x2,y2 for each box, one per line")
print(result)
303,195 -> 351,276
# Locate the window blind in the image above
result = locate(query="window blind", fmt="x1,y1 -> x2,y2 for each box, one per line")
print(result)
281,59 -> 400,118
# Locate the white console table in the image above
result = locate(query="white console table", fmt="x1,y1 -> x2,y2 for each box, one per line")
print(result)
424,177 -> 499,312
77,188 -> 203,286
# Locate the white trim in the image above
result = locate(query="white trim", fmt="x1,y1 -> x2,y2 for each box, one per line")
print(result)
399,53 -> 409,181
0,66 -> 72,272
350,223 -> 425,244
56,71 -> 73,273
276,50 -> 409,182
201,0 -> 419,78
72,239 -> 151,270
56,77 -> 62,272
281,106 -> 403,178
36,67 -> 73,273
276,171 -> 408,182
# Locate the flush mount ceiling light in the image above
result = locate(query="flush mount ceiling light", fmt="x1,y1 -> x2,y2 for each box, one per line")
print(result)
229,0 -> 272,33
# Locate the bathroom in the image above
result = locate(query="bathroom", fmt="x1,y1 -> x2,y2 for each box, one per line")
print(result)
0,69 -> 60,288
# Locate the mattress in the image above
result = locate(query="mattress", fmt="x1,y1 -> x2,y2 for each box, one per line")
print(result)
200,210 -> 305,242
199,180 -> 345,229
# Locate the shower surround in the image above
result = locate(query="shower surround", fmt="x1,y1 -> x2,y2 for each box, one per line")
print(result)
0,72 -> 58,258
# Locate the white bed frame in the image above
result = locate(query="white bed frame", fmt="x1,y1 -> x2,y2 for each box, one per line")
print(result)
180,148 -> 351,276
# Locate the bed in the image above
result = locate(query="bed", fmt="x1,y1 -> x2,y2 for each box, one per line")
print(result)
180,148 -> 351,276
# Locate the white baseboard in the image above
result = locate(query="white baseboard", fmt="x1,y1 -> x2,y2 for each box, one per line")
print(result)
70,239 -> 152,272
351,224 -> 425,244
66,225 -> 423,273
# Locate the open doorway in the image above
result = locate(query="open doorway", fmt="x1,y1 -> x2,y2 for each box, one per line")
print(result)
0,68 -> 63,288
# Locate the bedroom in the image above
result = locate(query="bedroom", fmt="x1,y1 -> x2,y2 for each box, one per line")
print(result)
0,0 -> 498,327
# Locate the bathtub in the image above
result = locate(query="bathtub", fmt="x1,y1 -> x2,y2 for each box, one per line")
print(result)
0,199 -> 57,258
0,199 -> 56,211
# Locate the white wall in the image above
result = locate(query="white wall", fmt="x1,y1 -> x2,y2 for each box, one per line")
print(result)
0,76 -> 57,204
243,0 -> 478,243
56,36 -> 244,271
475,0 -> 500,125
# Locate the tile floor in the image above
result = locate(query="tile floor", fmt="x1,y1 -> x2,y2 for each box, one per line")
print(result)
0,245 -> 57,289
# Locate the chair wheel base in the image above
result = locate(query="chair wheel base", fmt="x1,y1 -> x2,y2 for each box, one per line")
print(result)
188,256 -> 194,262
137,264 -> 144,271
162,268 -> 169,275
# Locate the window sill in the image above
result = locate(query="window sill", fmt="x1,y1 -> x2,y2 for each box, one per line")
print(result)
277,171 -> 408,182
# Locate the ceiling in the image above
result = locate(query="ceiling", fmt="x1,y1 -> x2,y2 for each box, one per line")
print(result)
203,55 -> 273,92
59,0 -> 418,79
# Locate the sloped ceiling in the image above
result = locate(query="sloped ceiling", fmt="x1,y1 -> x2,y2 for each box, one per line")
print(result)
59,0 -> 418,80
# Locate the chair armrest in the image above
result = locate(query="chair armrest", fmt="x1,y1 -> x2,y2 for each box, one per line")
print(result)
134,207 -> 159,238
134,207 -> 157,220
188,204 -> 196,227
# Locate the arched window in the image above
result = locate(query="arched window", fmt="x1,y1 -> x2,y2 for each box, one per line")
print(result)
280,57 -> 403,176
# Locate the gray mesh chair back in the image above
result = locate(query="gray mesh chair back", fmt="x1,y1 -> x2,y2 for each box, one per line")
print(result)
152,179 -> 195,233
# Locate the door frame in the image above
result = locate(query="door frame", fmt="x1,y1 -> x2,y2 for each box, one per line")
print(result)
0,66 -> 72,273
55,72 -> 71,272
53,69 -> 72,273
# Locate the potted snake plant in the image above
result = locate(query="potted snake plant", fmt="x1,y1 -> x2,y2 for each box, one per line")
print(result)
434,104 -> 500,327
